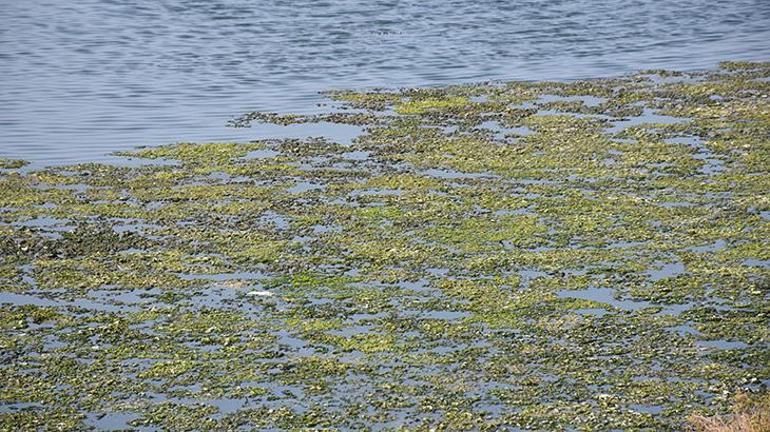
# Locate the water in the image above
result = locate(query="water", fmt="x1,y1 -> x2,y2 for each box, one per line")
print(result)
2,0 -> 769,165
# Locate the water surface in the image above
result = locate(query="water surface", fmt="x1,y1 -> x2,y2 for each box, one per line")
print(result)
2,0 -> 769,165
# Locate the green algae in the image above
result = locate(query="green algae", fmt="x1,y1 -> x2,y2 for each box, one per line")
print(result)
0,159 -> 28,170
1,62 -> 769,431
395,96 -> 472,115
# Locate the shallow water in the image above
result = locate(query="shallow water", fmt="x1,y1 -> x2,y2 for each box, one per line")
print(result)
2,0 -> 770,165
2,64 -> 768,429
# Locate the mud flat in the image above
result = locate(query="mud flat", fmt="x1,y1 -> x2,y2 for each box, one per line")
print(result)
1,61 -> 769,430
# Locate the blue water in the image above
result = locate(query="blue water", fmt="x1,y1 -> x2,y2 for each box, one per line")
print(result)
1,0 -> 769,165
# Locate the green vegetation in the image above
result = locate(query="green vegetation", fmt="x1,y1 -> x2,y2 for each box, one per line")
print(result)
1,61 -> 768,430
0,158 -> 28,169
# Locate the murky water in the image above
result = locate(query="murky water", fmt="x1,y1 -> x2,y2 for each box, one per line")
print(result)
2,0 -> 769,165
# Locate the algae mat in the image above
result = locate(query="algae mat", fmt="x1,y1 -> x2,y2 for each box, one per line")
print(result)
1,62 -> 769,431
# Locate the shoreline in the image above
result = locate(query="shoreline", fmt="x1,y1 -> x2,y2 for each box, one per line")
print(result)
4,57 -> 768,170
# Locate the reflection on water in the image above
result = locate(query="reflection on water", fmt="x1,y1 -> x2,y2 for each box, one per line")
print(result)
1,0 -> 770,165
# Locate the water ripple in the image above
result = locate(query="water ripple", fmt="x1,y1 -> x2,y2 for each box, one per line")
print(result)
1,0 -> 769,165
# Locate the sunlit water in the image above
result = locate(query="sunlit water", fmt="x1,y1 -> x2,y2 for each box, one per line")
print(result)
2,0 -> 769,165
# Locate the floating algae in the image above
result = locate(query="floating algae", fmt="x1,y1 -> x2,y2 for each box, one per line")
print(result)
1,62 -> 769,430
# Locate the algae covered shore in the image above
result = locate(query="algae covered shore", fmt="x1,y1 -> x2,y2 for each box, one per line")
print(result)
1,62 -> 769,430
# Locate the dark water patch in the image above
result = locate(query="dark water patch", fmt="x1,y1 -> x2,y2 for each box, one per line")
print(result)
743,259 -> 770,268
696,339 -> 750,350
12,217 -> 72,230
519,269 -> 549,288
112,219 -> 163,234
287,181 -> 326,194
668,324 -> 702,337
0,291 -> 138,312
349,188 -> 404,197
341,150 -> 371,161
0,292 -> 56,308
0,402 -> 44,414
237,122 -> 364,146
687,240 -> 727,253
558,287 -> 649,311
664,136 -> 726,175
557,286 -> 693,315
84,412 -> 142,432
646,261 -> 686,282
548,95 -> 606,108
574,308 -> 609,317
87,288 -> 161,306
178,271 -> 267,282
607,240 -> 648,249
244,149 -> 281,159
629,404 -> 664,415
606,108 -> 687,133
421,168 -> 498,180
658,201 -> 694,208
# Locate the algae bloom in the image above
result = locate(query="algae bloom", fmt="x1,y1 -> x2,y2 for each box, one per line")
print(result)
1,62 -> 769,430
